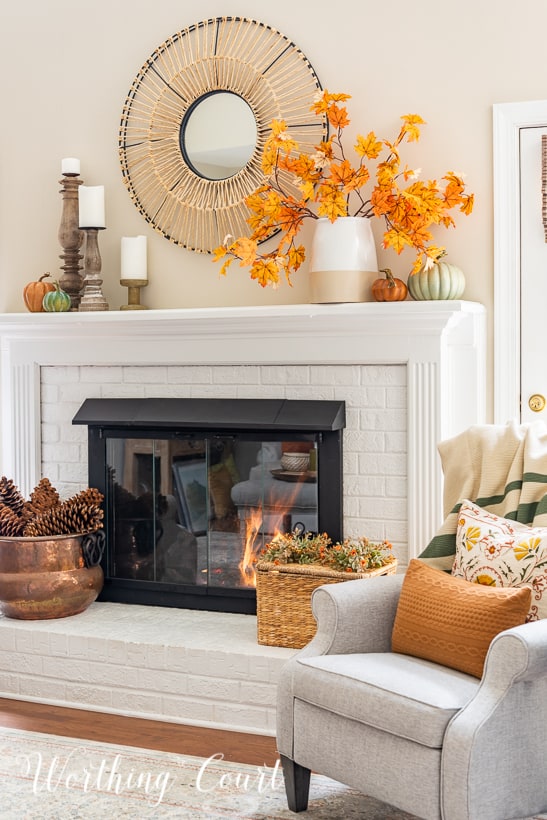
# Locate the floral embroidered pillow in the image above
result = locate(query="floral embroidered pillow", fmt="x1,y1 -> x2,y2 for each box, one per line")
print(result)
452,499 -> 547,621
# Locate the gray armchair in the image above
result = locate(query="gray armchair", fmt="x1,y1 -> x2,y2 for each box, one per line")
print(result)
277,574 -> 547,820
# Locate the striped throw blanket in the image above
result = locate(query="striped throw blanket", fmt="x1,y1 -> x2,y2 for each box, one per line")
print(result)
419,420 -> 547,570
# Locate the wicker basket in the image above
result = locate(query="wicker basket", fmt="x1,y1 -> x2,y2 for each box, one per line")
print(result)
256,557 -> 398,648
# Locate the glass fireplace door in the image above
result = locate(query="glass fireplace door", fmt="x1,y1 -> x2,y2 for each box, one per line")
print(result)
104,434 -> 319,595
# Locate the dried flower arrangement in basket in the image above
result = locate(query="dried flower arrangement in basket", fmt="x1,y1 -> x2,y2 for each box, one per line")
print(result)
256,530 -> 397,648
0,476 -> 104,537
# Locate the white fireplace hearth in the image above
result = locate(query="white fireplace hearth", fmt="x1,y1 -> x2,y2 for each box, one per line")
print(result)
0,302 -> 485,733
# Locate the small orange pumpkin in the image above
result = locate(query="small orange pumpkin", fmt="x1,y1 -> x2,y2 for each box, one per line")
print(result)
372,268 -> 408,302
23,273 -> 55,313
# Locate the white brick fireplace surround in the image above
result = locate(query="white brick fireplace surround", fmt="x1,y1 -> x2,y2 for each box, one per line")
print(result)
0,302 -> 485,735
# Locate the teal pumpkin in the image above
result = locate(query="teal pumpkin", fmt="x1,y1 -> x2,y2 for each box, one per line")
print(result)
407,260 -> 465,301
42,282 -> 71,312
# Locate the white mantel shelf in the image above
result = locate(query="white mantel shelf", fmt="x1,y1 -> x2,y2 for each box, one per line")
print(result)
0,301 -> 486,557
0,300 -> 484,351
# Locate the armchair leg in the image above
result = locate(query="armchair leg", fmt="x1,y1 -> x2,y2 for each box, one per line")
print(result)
280,754 -> 311,812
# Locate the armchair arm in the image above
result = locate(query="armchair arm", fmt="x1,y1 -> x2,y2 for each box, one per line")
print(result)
305,573 -> 404,657
442,619 -> 547,820
485,618 -> 547,682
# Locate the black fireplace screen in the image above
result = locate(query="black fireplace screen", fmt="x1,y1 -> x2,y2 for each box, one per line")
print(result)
73,398 -> 345,614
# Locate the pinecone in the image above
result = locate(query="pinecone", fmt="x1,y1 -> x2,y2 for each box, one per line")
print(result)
0,502 -> 25,536
23,498 -> 104,537
22,477 -> 60,522
0,476 -> 104,538
0,476 -> 25,516
67,488 -> 104,507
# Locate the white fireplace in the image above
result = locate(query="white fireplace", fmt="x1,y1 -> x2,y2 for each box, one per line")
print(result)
0,301 -> 485,567
0,301 -> 485,733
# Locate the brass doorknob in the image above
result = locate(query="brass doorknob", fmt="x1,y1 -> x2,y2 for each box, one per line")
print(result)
529,394 -> 546,412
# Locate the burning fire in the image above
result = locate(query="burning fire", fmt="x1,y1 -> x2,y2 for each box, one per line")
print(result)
238,480 -> 306,586
238,510 -> 297,587
238,508 -> 263,587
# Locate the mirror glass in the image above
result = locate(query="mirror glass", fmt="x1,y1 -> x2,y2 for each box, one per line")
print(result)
181,92 -> 257,180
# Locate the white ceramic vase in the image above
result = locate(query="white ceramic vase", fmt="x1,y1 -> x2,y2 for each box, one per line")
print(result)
308,217 -> 379,303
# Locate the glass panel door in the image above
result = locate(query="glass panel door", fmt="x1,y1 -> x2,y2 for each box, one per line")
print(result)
104,434 -> 319,591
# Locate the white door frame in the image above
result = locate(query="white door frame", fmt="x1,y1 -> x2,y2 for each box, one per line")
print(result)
493,99 -> 547,423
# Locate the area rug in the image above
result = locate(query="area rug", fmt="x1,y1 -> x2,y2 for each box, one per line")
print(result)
0,726 -> 415,818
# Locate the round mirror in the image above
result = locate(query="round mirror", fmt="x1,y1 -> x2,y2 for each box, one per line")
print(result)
181,92 -> 257,180
119,17 -> 326,253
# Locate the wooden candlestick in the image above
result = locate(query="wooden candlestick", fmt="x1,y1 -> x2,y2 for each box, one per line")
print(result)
120,278 -> 148,310
79,228 -> 109,311
58,173 -> 84,310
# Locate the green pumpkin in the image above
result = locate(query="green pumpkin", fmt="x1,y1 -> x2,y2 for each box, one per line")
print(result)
42,282 -> 71,312
407,260 -> 465,301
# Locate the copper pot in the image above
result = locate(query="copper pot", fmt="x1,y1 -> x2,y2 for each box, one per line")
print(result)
0,532 -> 104,620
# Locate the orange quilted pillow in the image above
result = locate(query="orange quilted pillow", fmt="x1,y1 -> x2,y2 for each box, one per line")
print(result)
391,559 -> 531,678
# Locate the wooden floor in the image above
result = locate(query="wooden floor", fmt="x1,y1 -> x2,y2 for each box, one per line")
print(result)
0,698 -> 279,766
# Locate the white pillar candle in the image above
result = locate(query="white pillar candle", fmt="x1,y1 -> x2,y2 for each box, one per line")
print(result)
79,185 -> 105,228
61,157 -> 80,175
121,235 -> 148,280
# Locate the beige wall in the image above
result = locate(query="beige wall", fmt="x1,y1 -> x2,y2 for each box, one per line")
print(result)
1,0 -> 545,417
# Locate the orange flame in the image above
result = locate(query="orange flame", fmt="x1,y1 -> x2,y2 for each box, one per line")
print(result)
238,508 -> 263,587
238,479 -> 309,586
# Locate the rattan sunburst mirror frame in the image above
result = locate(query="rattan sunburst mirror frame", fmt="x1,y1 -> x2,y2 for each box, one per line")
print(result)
119,17 -> 326,254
